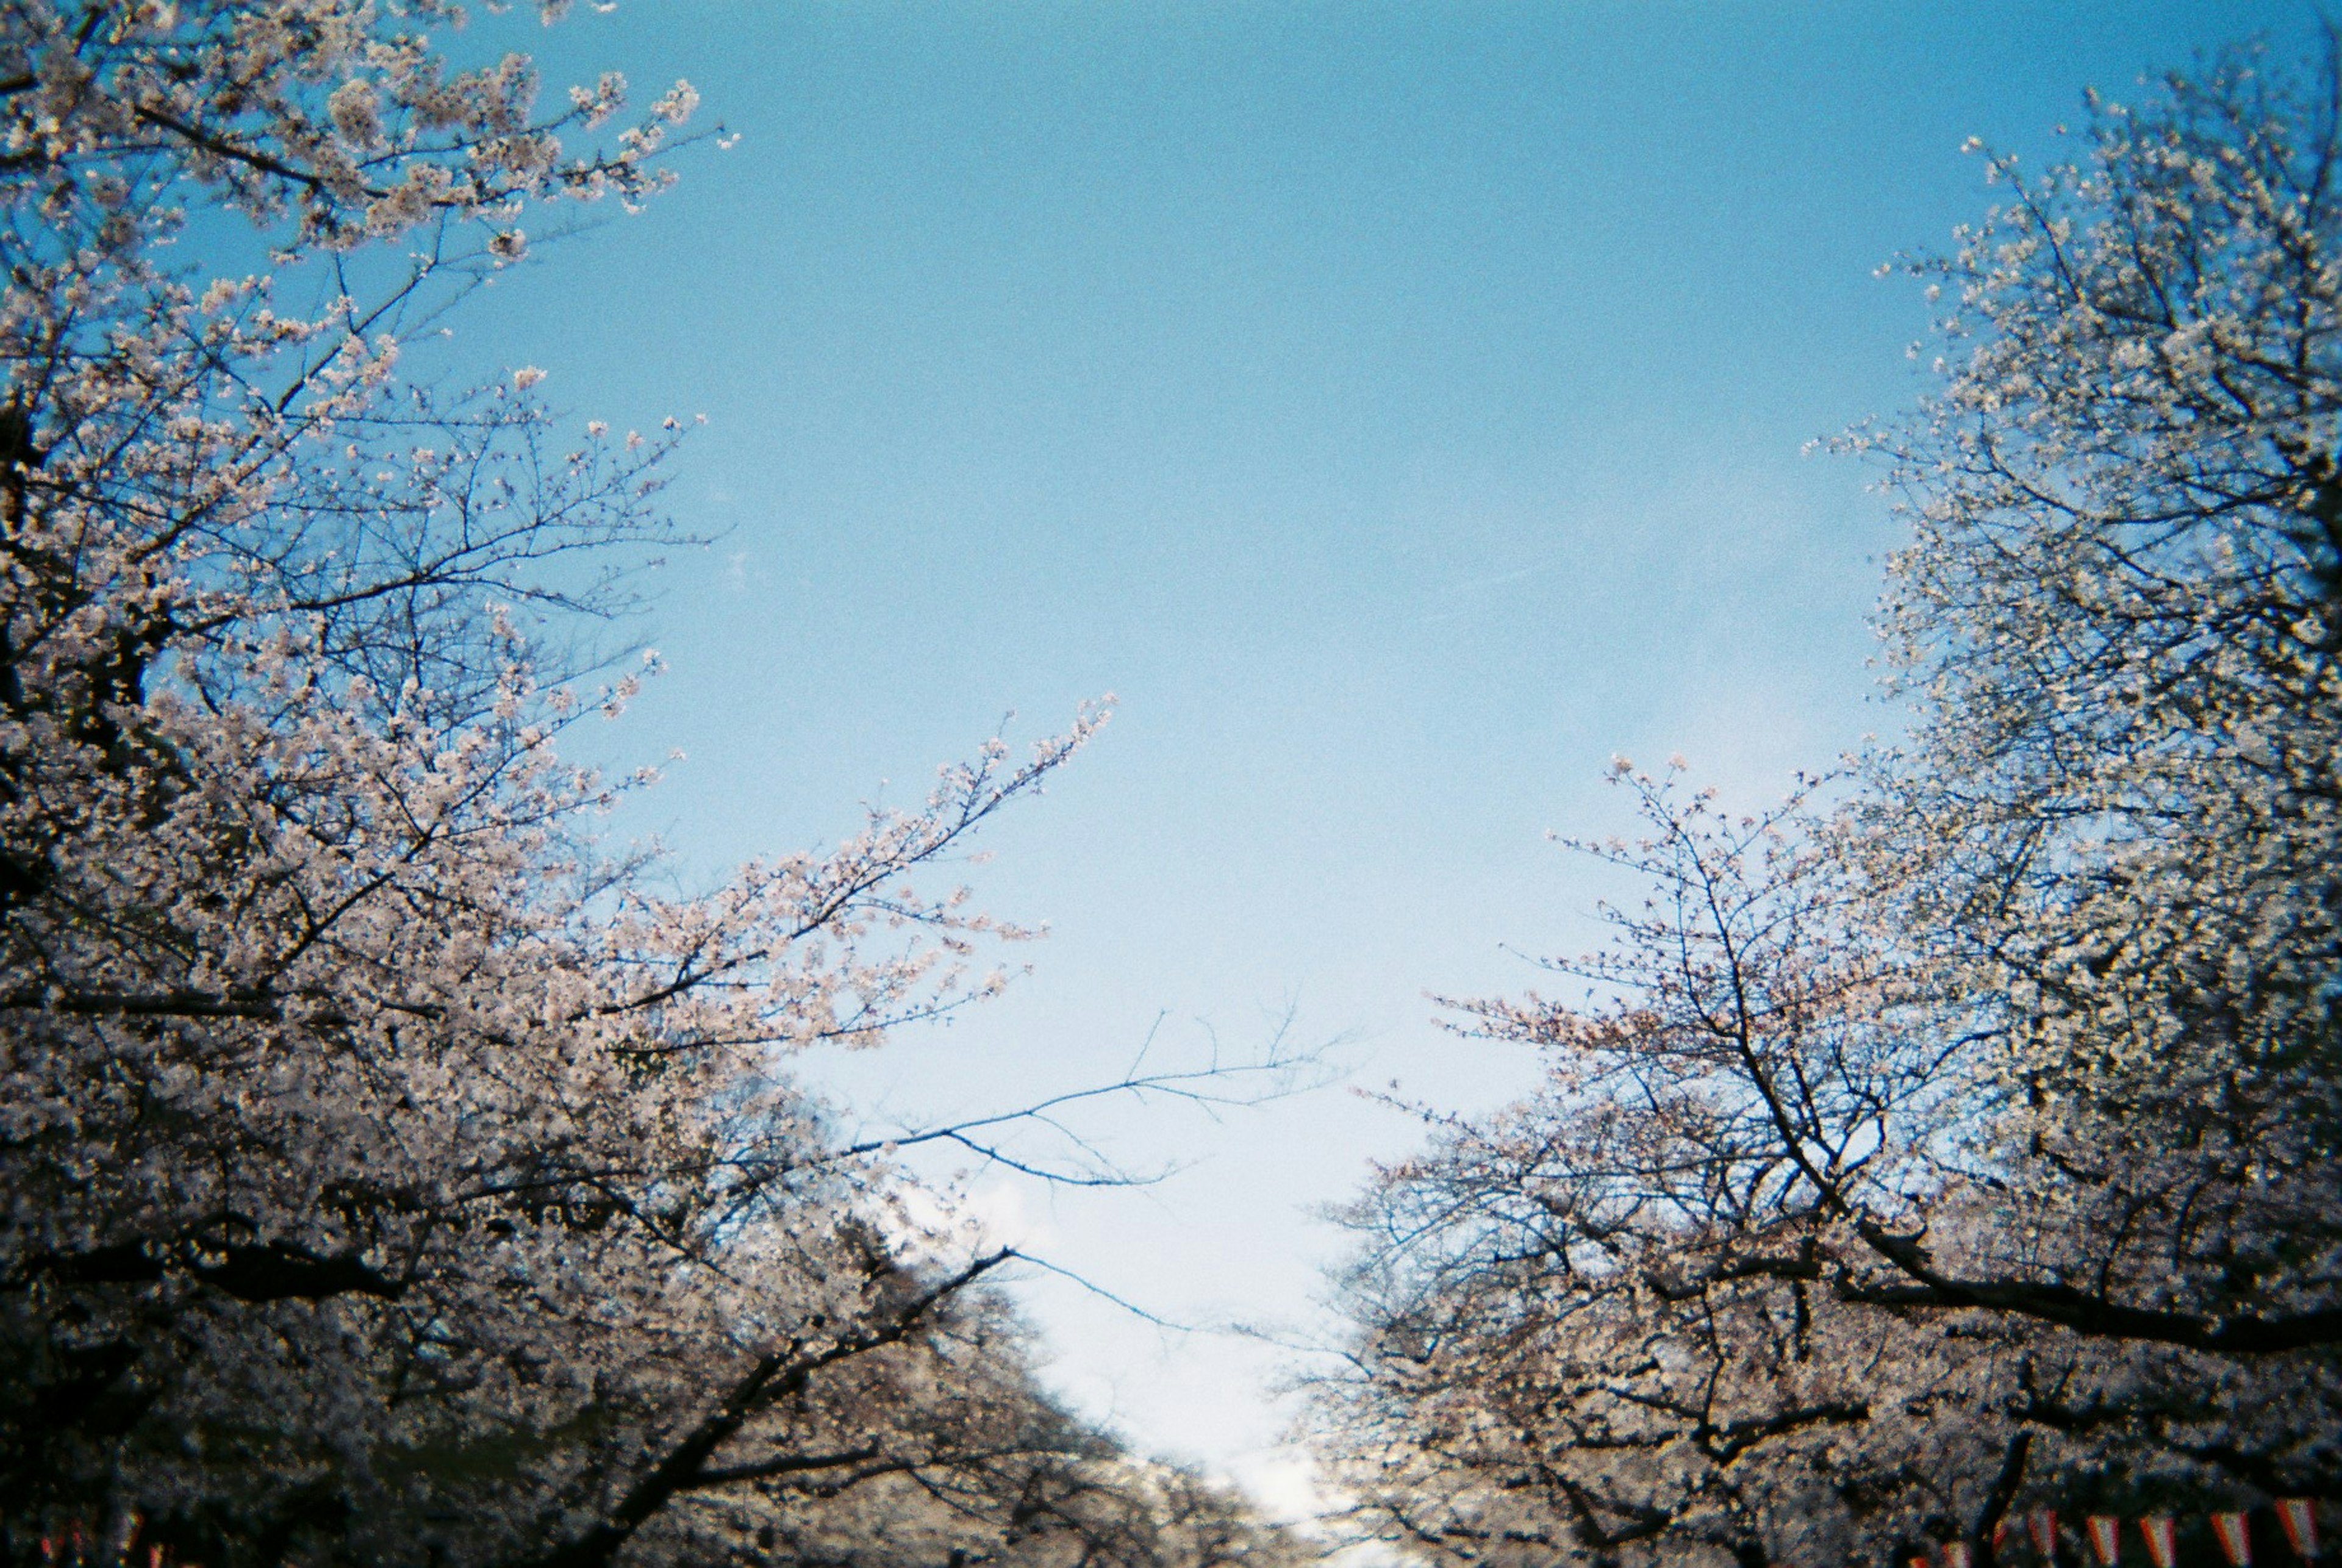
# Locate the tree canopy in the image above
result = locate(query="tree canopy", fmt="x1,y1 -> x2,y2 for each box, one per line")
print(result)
0,5 -> 1300,1564
1309,35 -> 2342,1568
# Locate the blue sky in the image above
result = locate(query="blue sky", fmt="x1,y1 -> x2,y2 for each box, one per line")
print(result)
442,0 -> 2307,1511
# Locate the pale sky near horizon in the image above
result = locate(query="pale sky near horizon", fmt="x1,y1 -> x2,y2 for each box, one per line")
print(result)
427,0 -> 2309,1517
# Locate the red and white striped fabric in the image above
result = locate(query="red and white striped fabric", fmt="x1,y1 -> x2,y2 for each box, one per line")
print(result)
2089,1517 -> 2124,1566
2212,1512 -> 2253,1567
2279,1502 -> 2319,1562
2140,1516 -> 2178,1568
2030,1512 -> 2061,1561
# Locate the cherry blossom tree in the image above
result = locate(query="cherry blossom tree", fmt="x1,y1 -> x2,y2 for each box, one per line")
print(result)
0,5 -> 1299,1564
1850,27 -> 2342,1369
1309,33 -> 2342,1568
1310,776 -> 2053,1568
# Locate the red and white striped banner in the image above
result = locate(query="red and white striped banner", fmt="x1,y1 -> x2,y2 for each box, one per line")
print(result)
2090,1517 -> 2124,1567
2213,1512 -> 2254,1567
1944,1542 -> 1974,1568
2141,1517 -> 2178,1568
2279,1501 -> 2319,1561
2031,1512 -> 2061,1561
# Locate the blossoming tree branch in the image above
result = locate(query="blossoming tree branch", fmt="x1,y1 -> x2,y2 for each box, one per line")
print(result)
0,5 -> 1305,1565
1306,34 -> 2342,1568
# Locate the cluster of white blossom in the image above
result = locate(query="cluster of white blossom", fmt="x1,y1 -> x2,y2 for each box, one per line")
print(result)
1309,35 -> 2342,1568
0,5 -> 1302,1565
